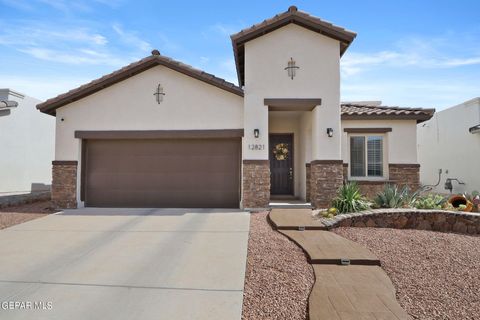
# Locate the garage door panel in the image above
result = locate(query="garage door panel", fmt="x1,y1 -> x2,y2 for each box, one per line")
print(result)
84,139 -> 240,208
86,190 -> 239,208
88,172 -> 239,190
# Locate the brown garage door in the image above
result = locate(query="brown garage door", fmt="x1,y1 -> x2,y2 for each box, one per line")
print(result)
83,139 -> 241,208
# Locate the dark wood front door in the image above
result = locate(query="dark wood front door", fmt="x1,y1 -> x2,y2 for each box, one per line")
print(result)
269,134 -> 294,195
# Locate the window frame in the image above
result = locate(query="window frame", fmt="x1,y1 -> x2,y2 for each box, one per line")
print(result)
348,133 -> 388,180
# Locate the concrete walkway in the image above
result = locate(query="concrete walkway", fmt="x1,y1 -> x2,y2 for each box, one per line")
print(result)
0,208 -> 250,320
270,209 -> 410,320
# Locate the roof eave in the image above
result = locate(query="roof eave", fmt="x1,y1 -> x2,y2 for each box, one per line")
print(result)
37,55 -> 244,116
341,114 -> 434,123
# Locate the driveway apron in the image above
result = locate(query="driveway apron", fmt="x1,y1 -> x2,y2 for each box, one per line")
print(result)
0,208 -> 250,320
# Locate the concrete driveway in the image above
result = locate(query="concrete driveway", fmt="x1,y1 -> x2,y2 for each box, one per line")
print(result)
0,208 -> 250,320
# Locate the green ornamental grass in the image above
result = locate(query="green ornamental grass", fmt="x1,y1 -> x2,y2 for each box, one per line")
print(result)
331,182 -> 370,213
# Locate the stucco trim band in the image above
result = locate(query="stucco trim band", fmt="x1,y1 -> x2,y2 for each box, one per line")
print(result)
343,128 -> 392,133
74,129 -> 244,139
52,160 -> 78,165
264,98 -> 322,111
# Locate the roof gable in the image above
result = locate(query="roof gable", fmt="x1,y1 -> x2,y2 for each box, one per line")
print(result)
37,51 -> 243,116
231,6 -> 356,86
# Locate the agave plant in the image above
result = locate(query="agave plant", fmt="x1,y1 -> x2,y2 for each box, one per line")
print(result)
375,184 -> 418,208
331,182 -> 371,213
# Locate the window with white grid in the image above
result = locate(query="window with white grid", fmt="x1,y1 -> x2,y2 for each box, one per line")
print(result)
350,135 -> 384,178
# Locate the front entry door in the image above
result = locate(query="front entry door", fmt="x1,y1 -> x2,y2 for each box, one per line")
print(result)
269,134 -> 294,195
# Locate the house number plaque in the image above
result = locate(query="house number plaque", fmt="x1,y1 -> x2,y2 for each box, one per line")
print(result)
248,144 -> 265,150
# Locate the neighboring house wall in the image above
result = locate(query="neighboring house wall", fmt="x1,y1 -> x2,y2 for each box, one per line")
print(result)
418,98 -> 480,194
54,65 -> 243,207
341,119 -> 419,197
0,89 -> 55,194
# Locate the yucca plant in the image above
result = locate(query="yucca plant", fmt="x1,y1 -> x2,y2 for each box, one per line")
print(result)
331,182 -> 371,213
375,184 -> 417,208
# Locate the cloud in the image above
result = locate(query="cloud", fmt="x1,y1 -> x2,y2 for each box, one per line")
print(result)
211,23 -> 237,36
1,0 -> 125,12
19,47 -> 128,66
0,25 -> 108,47
341,34 -> 480,76
0,0 -> 34,10
342,78 -> 479,110
0,74 -> 92,101
0,21 -> 151,67
112,24 -> 151,52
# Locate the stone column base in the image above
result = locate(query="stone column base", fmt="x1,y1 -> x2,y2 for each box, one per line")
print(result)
306,163 -> 311,202
310,160 -> 344,208
389,164 -> 420,190
242,160 -> 270,209
52,161 -> 78,209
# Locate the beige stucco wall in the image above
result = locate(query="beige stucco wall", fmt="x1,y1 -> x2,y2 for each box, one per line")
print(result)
54,65 -> 244,206
341,119 -> 418,180
418,98 -> 480,194
243,24 -> 341,161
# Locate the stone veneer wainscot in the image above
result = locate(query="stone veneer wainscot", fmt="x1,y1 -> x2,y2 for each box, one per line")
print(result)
51,161 -> 77,209
343,163 -> 421,198
242,160 -> 270,209
310,160 -> 343,208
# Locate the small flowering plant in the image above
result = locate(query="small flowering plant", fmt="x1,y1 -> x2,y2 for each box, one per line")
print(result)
273,143 -> 289,160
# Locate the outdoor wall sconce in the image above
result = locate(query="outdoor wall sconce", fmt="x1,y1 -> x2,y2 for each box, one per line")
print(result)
326,128 -> 334,137
153,83 -> 165,104
284,57 -> 299,80
254,129 -> 260,138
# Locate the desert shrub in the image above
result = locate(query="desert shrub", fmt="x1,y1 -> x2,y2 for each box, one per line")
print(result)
320,207 -> 338,219
331,182 -> 371,213
414,194 -> 446,209
374,184 -> 419,208
375,184 -> 408,208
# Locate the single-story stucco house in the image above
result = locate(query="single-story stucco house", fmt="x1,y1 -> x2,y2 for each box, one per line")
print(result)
37,6 -> 434,210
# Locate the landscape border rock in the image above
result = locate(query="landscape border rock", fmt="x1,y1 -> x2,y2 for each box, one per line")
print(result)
0,191 -> 51,209
320,208 -> 480,234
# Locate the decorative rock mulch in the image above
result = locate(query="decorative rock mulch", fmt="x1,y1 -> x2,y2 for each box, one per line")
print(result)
242,211 -> 314,320
334,227 -> 480,320
317,208 -> 480,234
0,200 -> 56,230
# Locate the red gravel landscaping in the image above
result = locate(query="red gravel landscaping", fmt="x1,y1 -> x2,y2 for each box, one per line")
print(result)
333,227 -> 480,320
0,200 -> 57,230
242,211 -> 314,320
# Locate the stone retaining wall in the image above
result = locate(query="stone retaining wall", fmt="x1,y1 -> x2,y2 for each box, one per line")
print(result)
321,209 -> 480,235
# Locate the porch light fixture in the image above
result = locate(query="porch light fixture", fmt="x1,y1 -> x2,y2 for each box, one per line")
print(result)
254,129 -> 260,138
284,57 -> 299,80
326,128 -> 334,137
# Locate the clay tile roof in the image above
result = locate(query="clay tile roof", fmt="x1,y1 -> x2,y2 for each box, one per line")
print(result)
341,103 -> 435,123
231,6 -> 357,86
37,52 -> 244,116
